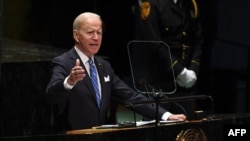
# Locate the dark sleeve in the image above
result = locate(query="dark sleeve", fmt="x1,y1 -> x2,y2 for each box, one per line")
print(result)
189,16 -> 203,75
45,55 -> 72,104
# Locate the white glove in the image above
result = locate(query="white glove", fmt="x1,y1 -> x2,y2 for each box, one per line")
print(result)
176,77 -> 185,87
176,68 -> 197,88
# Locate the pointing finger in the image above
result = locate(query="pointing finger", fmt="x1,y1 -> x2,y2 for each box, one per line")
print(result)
75,59 -> 80,66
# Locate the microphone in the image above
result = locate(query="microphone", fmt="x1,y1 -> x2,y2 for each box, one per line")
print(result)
138,78 -> 187,115
138,78 -> 161,96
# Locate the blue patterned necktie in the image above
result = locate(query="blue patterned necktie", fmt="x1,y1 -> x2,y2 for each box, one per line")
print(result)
88,58 -> 101,108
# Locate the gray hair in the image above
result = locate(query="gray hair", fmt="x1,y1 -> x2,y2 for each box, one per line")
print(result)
73,12 -> 101,30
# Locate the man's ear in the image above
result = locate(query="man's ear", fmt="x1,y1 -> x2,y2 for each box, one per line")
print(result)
73,30 -> 79,43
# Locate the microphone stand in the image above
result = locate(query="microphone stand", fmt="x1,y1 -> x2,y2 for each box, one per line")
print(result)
153,89 -> 162,141
127,82 -> 214,141
151,88 -> 162,128
127,95 -> 214,114
127,93 -> 214,125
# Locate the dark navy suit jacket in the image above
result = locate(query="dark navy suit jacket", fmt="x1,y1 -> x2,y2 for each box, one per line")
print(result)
45,48 -> 167,132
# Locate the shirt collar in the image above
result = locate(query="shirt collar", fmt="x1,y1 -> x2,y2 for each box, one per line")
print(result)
74,46 -> 90,65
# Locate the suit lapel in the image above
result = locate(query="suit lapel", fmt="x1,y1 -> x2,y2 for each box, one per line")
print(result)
82,65 -> 96,99
94,58 -> 104,99
70,48 -> 100,107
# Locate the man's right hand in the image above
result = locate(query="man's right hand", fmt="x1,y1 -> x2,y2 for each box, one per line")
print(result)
67,59 -> 86,85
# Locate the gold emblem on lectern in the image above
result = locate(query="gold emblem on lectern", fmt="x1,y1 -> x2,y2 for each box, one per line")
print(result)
176,129 -> 207,141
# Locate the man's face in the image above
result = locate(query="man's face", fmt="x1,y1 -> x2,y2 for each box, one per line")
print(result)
74,17 -> 102,57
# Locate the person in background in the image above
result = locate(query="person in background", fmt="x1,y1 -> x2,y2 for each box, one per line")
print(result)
45,12 -> 186,133
135,0 -> 204,120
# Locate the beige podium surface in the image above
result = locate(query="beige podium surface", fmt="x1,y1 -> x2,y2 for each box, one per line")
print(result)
66,120 -> 195,135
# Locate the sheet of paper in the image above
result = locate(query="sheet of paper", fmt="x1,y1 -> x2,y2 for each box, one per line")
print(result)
136,120 -> 156,126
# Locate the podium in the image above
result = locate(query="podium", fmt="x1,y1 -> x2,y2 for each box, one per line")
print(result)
1,113 -> 250,141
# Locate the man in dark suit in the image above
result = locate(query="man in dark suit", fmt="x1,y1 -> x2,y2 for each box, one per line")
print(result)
135,0 -> 204,119
45,12 -> 186,133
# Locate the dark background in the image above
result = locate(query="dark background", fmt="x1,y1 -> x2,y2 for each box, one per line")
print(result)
0,0 -> 249,137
